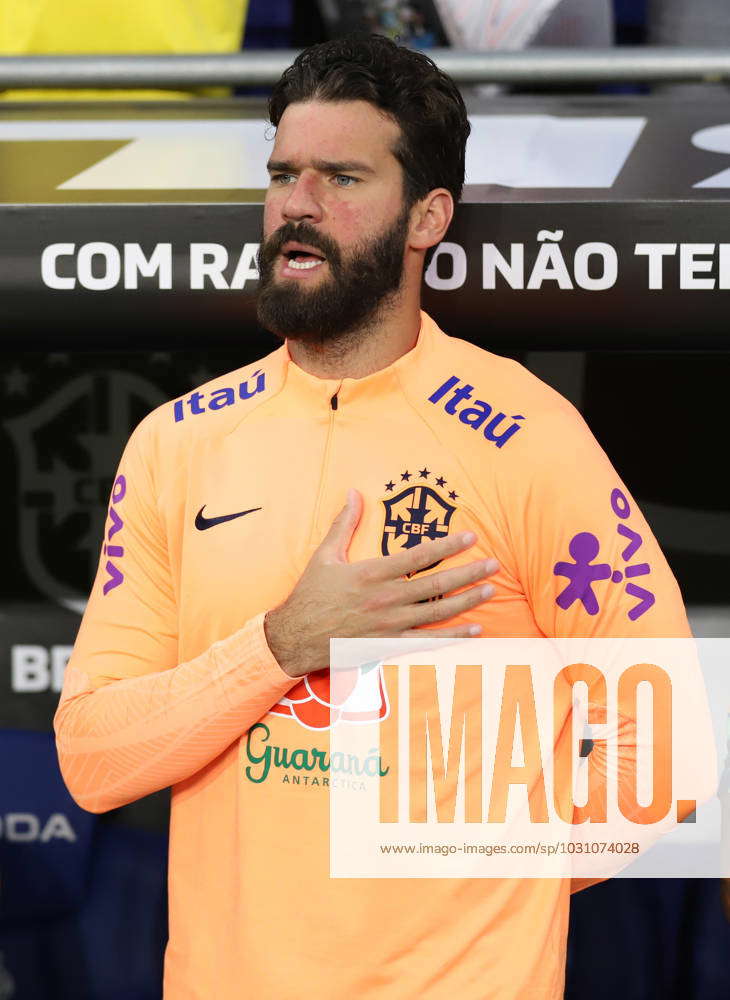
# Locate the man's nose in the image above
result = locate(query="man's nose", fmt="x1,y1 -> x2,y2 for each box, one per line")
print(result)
281,174 -> 323,224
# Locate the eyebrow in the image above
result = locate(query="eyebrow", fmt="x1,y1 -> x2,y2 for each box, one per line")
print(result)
266,158 -> 376,176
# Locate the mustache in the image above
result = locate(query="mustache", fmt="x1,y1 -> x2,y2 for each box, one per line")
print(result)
259,222 -> 341,265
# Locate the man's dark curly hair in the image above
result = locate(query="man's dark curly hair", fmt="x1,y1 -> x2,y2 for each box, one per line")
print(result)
268,34 -> 471,213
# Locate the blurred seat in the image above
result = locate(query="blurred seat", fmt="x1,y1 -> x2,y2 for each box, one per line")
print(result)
0,0 -> 250,101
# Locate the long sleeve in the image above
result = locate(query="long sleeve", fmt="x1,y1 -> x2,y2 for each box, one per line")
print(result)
502,394 -> 703,891
53,413 -> 296,814
54,611 -> 296,814
508,398 -> 691,642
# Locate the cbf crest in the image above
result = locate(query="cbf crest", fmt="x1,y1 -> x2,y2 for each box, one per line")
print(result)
381,467 -> 458,575
4,370 -> 165,614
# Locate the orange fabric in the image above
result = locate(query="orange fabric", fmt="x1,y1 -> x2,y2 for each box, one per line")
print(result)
54,312 -> 690,999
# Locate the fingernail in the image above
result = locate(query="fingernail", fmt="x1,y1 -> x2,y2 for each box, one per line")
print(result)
481,584 -> 495,598
484,559 -> 499,574
461,531 -> 476,545
469,624 -> 482,635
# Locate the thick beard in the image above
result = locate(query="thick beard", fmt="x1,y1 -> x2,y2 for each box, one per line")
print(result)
256,207 -> 409,346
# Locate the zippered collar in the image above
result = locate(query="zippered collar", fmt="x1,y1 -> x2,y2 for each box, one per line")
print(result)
279,310 -> 438,409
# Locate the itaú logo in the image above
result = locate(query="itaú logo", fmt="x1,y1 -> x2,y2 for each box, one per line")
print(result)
0,813 -> 77,842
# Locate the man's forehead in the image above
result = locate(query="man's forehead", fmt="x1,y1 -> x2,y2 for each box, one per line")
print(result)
271,99 -> 400,167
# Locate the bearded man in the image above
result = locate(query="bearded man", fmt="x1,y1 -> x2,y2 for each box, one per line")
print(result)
54,34 -> 691,1000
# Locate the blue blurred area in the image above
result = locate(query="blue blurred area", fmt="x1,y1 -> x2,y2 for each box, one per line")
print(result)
567,879 -> 730,999
0,823 -> 167,1000
0,732 -> 96,923
0,730 -> 166,998
243,0 -> 293,48
614,0 -> 648,30
614,0 -> 648,46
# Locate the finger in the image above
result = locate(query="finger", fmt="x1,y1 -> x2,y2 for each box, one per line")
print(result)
366,530 -> 478,581
400,622 -> 483,639
402,558 -> 499,605
403,581 -> 495,629
318,488 -> 363,562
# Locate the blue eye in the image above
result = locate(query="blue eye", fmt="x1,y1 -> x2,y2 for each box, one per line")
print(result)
270,173 -> 294,185
334,175 -> 357,187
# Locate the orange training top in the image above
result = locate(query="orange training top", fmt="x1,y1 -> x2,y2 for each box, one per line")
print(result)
54,312 -> 690,999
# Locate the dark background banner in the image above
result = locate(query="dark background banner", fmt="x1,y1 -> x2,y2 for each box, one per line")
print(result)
1,202 -> 729,348
2,96 -> 730,345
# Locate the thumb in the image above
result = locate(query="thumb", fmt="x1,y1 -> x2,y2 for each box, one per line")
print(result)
320,488 -> 362,562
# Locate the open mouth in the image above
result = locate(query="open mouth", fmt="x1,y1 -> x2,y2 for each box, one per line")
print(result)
281,243 -> 327,272
285,251 -> 324,270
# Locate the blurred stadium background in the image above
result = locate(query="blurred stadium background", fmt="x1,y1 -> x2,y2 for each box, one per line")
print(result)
0,1 -> 729,997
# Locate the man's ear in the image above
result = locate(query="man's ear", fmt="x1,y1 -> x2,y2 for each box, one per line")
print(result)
408,189 -> 454,253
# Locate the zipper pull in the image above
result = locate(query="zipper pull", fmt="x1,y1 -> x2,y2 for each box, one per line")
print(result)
330,393 -> 338,411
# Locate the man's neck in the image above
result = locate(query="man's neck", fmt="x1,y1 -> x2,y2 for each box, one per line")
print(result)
285,305 -> 421,380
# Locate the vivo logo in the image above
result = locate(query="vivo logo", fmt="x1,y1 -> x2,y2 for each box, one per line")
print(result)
103,474 -> 126,595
